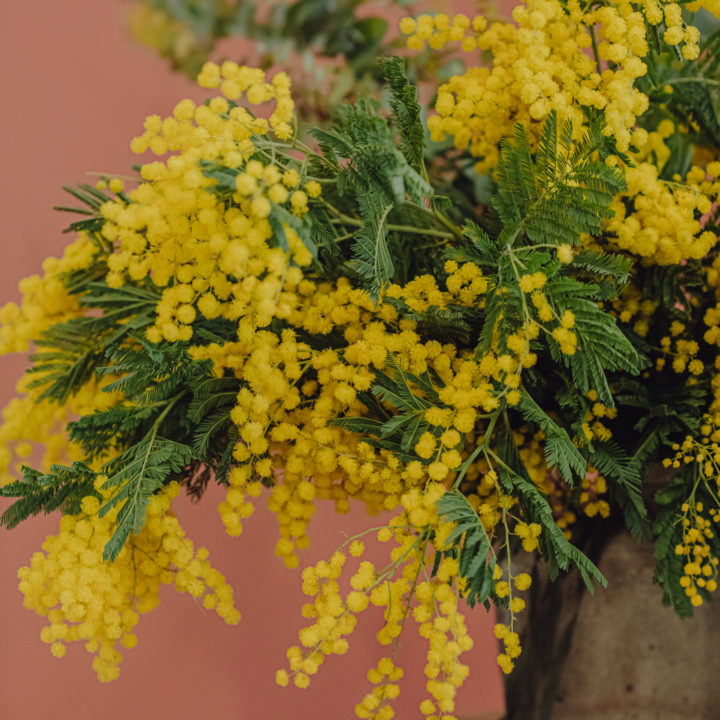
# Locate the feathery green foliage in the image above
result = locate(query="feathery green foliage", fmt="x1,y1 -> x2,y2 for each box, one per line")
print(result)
0,463 -> 98,529
380,56 -> 425,174
563,297 -> 645,407
436,490 -> 496,608
493,112 -> 626,249
517,390 -> 586,484
309,99 -> 453,298
494,422 -> 606,591
587,440 -> 649,538
99,431 -> 195,561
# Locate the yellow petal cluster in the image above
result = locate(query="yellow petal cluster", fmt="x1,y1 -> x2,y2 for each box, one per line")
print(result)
100,62 -> 318,345
17,481 -> 239,681
404,1 -> 648,172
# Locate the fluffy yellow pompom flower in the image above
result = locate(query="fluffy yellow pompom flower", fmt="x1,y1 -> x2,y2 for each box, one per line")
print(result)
18,483 -> 239,681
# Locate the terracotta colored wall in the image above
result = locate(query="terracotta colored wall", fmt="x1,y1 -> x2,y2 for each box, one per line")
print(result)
0,2 -> 504,718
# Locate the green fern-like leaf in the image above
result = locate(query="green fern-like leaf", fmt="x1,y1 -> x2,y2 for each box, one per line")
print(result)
517,390 -> 587,484
351,193 -> 395,301
563,298 -> 646,407
570,248 -> 633,284
100,435 -> 195,561
381,56 -> 425,174
587,440 -> 649,538
24,282 -> 158,403
0,463 -> 98,528
493,112 -> 625,249
495,424 -> 606,591
436,489 -> 496,607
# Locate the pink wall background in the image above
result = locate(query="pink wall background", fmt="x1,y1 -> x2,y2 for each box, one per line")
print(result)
0,2 -> 504,718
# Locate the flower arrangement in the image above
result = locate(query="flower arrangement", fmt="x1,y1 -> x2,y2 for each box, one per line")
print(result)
2,0 -> 720,718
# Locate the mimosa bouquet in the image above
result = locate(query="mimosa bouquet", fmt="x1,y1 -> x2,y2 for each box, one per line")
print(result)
2,1 -> 720,718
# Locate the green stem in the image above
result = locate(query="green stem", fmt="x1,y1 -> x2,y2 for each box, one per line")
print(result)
388,224 -> 454,239
498,493 -> 516,637
134,394 -> 184,477
410,202 -> 464,240
328,216 -> 455,240
664,78 -> 720,87
324,199 -> 459,241
452,411 -> 501,490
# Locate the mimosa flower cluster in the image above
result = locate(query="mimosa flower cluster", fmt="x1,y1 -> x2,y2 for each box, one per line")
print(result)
277,485 -> 480,717
18,482 -> 238,680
